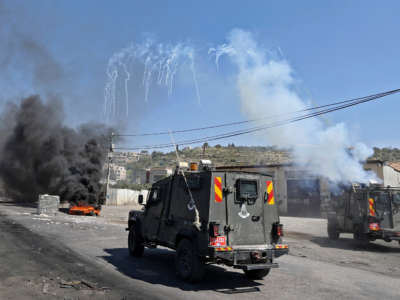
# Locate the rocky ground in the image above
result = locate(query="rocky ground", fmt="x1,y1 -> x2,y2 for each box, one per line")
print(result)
0,199 -> 399,300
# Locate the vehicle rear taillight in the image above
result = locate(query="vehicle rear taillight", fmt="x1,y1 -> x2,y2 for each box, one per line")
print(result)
277,224 -> 283,236
369,222 -> 380,231
209,223 -> 220,237
276,224 -> 283,236
272,223 -> 284,242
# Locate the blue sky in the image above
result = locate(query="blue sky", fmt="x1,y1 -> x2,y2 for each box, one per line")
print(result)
1,0 -> 399,150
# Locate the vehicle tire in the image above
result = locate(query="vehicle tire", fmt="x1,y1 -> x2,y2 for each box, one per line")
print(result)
128,227 -> 144,257
243,268 -> 270,280
327,222 -> 340,240
89,211 -> 95,216
175,238 -> 205,283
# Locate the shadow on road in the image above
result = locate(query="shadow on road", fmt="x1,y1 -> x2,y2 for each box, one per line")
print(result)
101,247 -> 263,293
0,198 -> 36,208
58,207 -> 70,214
310,236 -> 400,253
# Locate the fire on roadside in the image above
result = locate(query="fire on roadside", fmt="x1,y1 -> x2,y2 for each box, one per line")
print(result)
69,204 -> 101,216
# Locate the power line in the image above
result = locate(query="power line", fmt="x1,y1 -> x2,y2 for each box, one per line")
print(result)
114,88 -> 400,150
115,88 -> 400,137
115,89 -> 399,150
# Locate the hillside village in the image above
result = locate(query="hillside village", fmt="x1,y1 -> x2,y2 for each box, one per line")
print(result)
108,145 -> 400,188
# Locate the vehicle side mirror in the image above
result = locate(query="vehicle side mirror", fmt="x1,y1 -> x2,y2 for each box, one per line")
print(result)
138,194 -> 144,205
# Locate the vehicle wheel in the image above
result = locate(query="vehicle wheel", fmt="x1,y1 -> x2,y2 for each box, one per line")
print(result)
175,238 -> 205,282
89,211 -> 95,216
128,227 -> 144,257
243,268 -> 270,280
327,222 -> 340,240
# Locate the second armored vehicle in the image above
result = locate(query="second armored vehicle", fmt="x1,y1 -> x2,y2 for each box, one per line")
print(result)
327,185 -> 400,244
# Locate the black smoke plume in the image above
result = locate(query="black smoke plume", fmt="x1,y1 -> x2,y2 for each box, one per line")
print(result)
0,95 -> 112,205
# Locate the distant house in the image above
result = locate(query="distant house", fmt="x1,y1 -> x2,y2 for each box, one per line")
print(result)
148,167 -> 173,183
112,151 -> 141,165
364,160 -> 400,187
131,167 -> 174,184
109,164 -> 127,181
131,169 -> 148,184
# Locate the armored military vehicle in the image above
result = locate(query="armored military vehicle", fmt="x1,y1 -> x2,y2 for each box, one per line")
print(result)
127,161 -> 288,282
327,185 -> 400,244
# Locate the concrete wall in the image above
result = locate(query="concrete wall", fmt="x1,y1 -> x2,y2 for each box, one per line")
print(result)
37,194 -> 60,215
106,188 -> 149,206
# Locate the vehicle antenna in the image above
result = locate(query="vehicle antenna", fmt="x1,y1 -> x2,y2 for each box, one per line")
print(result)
169,130 -> 201,230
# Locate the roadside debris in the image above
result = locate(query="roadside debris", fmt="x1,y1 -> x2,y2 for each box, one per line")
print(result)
59,279 -> 100,290
81,279 -> 96,289
42,282 -> 49,293
59,280 -> 82,289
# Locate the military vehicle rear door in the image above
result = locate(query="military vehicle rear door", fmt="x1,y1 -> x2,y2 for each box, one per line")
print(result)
392,191 -> 400,230
371,190 -> 393,229
142,185 -> 165,240
224,173 -> 266,246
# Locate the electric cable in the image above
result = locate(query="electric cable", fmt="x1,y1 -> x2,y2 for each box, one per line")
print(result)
114,88 -> 400,150
115,88 -> 400,137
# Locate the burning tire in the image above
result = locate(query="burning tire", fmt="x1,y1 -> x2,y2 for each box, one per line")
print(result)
175,239 -> 204,282
243,268 -> 270,280
128,227 -> 144,257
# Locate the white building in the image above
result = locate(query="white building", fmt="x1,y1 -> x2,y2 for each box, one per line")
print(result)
110,164 -> 127,181
148,167 -> 173,183
364,160 -> 400,187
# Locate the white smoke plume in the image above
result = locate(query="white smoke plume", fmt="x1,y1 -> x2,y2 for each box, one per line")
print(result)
210,29 -> 376,184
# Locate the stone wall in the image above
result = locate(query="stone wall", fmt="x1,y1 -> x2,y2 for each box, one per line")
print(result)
37,194 -> 60,215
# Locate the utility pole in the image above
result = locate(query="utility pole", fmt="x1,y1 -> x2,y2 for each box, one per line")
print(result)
105,132 -> 114,204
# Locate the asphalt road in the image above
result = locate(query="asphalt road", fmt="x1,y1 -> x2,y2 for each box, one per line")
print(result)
1,201 -> 400,300
0,212 -> 161,300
